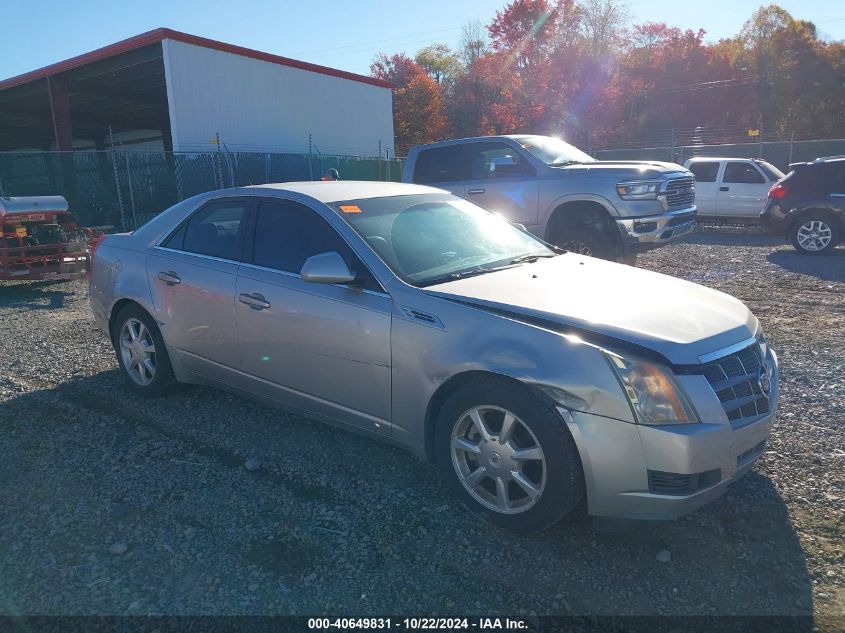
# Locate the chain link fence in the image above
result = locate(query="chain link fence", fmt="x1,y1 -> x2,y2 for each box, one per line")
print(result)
593,139 -> 845,172
0,150 -> 405,230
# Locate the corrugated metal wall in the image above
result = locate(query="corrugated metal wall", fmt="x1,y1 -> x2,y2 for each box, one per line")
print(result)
162,40 -> 395,157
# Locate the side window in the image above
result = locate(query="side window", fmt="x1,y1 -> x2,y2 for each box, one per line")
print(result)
251,201 -> 380,290
688,161 -> 719,183
723,162 -> 765,184
465,142 -> 531,179
412,146 -> 468,184
162,201 -> 248,260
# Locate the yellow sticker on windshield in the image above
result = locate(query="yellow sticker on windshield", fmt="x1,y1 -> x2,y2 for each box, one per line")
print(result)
339,205 -> 362,213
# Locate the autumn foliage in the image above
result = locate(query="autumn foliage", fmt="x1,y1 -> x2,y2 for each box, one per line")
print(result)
370,1 -> 845,155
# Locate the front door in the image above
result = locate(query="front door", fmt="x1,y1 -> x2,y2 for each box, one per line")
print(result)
147,198 -> 251,380
687,160 -> 721,215
462,141 -> 540,229
235,199 -> 392,435
717,161 -> 768,217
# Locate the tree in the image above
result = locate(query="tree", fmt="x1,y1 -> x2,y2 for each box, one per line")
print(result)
579,0 -> 630,56
459,20 -> 490,67
415,44 -> 462,84
371,53 -> 449,152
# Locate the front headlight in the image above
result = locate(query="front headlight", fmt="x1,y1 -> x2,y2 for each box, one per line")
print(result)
604,351 -> 699,425
616,180 -> 661,200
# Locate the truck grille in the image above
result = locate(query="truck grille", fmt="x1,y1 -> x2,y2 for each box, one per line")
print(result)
663,177 -> 695,209
700,343 -> 770,425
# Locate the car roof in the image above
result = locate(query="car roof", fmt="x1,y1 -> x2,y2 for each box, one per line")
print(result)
246,180 -> 444,203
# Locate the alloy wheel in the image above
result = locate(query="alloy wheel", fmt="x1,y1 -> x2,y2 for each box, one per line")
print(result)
119,318 -> 157,386
450,406 -> 546,514
796,220 -> 833,252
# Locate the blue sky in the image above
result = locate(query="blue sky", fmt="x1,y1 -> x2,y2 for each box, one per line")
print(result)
2,0 -> 843,81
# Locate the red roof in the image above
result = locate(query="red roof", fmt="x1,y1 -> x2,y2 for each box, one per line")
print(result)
0,28 -> 393,91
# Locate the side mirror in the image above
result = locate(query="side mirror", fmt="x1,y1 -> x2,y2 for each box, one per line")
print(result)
300,251 -> 355,285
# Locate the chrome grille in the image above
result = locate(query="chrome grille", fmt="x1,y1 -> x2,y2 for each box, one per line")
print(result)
664,177 -> 695,209
700,343 -> 770,424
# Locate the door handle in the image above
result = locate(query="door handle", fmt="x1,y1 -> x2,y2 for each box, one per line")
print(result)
719,186 -> 730,191
157,271 -> 181,285
239,292 -> 271,310
468,188 -> 486,195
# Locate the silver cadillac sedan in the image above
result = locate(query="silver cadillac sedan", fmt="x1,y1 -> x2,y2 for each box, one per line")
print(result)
90,181 -> 778,532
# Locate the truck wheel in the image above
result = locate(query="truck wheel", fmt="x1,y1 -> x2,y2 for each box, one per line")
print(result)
112,304 -> 178,398
790,215 -> 839,255
434,376 -> 584,533
556,228 -> 617,260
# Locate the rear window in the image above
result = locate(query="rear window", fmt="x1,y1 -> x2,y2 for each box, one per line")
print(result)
688,161 -> 719,183
723,162 -> 765,184
755,160 -> 785,182
412,146 -> 469,184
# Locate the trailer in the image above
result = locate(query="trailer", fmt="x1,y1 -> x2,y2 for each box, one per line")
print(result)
1,196 -> 104,281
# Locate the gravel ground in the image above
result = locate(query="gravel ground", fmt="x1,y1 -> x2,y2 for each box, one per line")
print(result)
0,230 -> 843,627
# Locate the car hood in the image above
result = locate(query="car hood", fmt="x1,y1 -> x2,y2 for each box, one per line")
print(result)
555,160 -> 691,179
424,254 -> 757,365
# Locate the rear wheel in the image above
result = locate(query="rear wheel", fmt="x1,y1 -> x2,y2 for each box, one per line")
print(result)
112,304 -> 178,397
435,376 -> 584,533
790,214 -> 839,254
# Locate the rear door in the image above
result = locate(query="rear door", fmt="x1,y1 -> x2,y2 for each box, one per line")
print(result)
147,198 -> 251,380
717,161 -> 768,217
234,198 -> 392,435
409,144 -> 471,196
687,160 -> 721,215
461,141 -> 540,228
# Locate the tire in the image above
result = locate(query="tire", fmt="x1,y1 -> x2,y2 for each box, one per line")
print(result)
111,304 -> 178,398
434,376 -> 585,533
555,228 -> 618,260
790,213 -> 839,255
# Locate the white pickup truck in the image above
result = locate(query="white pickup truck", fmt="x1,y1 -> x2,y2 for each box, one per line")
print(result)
684,157 -> 785,221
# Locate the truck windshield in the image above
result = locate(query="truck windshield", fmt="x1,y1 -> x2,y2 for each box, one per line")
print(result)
332,193 -> 555,287
512,135 -> 595,166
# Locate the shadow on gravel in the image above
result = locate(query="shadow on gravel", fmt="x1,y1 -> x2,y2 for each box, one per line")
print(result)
767,249 -> 845,282
684,230 -> 782,248
0,280 -> 73,310
0,372 -> 815,622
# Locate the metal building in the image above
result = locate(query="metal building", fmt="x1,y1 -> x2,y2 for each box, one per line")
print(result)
0,28 -> 395,157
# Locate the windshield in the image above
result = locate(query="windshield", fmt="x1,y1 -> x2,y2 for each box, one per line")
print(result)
512,135 -> 595,166
332,193 -> 555,287
755,160 -> 786,182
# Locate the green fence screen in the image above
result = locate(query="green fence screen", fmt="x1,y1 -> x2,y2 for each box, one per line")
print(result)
0,150 -> 405,230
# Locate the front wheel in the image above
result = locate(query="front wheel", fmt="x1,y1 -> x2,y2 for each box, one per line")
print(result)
434,377 -> 584,533
790,215 -> 839,254
555,228 -> 619,261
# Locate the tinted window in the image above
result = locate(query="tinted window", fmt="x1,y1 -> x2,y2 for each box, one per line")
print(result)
163,201 -> 247,260
465,142 -> 532,179
688,161 -> 719,183
251,201 -> 379,290
412,146 -> 468,183
724,162 -> 765,184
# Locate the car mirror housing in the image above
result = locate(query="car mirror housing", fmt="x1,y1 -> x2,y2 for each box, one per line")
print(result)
300,251 -> 356,285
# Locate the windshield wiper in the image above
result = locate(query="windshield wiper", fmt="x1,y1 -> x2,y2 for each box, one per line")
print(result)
421,263 -> 521,287
509,253 -> 557,264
